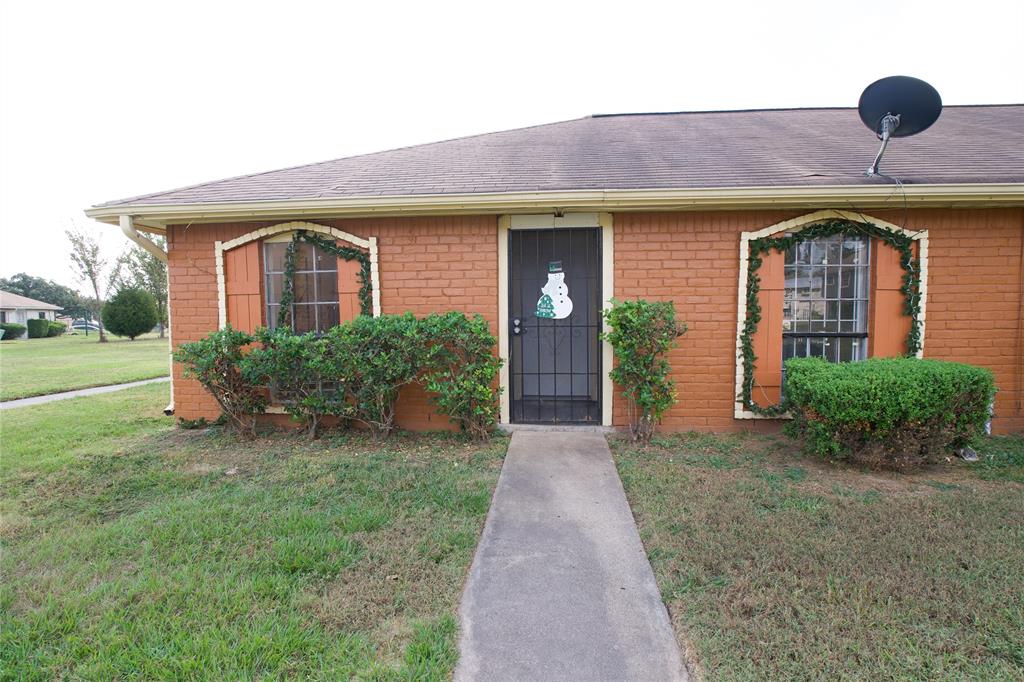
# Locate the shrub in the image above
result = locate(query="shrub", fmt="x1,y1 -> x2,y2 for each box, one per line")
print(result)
601,299 -> 687,442
325,313 -> 424,440
0,323 -> 26,340
47,321 -> 66,337
173,326 -> 267,438
244,327 -> 338,439
420,312 -> 503,441
103,288 -> 158,340
784,357 -> 996,469
26,318 -> 50,338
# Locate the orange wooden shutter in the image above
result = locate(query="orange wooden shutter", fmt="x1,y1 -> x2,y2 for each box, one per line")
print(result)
750,249 -> 785,407
869,238 -> 913,357
337,254 -> 363,322
224,241 -> 263,333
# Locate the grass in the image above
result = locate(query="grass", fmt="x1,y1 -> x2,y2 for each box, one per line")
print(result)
1,385 -> 506,679
614,431 -> 1024,681
0,332 -> 170,401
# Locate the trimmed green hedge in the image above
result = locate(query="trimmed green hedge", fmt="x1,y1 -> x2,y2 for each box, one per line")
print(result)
26,318 -> 50,338
784,357 -> 995,468
0,323 -> 27,340
47,322 -> 66,337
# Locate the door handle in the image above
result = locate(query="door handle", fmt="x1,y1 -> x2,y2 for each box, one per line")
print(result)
511,318 -> 526,336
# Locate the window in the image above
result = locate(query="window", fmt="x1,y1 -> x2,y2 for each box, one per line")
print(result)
0,311 -> 6,323
782,234 -> 869,365
264,239 -> 340,333
38,312 -> 46,320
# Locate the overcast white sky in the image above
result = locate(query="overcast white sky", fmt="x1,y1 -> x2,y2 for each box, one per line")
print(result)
1,0 -> 1022,293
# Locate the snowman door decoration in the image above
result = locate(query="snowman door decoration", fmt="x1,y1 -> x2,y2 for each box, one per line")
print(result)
535,261 -> 573,320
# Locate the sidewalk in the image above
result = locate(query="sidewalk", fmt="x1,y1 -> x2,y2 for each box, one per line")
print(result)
0,377 -> 170,410
455,431 -> 687,681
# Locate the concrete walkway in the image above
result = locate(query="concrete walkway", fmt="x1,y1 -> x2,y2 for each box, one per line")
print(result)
455,431 -> 687,682
0,377 -> 169,410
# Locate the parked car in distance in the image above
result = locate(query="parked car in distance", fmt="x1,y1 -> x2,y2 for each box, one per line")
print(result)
70,319 -> 101,333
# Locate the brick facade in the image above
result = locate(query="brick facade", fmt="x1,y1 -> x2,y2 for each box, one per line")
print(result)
167,215 -> 499,428
166,208 -> 1024,434
612,208 -> 1024,434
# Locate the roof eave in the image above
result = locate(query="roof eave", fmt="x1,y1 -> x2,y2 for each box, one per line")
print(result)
85,183 -> 1024,227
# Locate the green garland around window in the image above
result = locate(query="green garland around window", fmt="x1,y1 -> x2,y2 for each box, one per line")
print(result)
740,218 -> 922,416
276,230 -> 373,329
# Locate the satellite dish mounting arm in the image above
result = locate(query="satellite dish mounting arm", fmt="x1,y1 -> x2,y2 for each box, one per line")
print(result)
865,112 -> 901,176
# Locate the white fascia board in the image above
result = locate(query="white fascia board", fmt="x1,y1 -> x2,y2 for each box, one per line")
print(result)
85,183 -> 1024,227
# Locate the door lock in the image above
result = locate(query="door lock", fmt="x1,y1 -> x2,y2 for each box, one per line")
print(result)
511,318 -> 526,335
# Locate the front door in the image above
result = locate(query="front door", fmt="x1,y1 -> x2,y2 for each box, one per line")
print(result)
509,227 -> 601,423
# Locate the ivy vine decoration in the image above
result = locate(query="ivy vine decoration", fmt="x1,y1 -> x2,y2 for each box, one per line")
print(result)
740,219 -> 922,416
276,230 -> 373,330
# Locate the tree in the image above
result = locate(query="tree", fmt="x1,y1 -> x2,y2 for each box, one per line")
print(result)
0,273 -> 90,319
113,237 -> 168,337
102,288 -> 158,340
66,226 -> 117,342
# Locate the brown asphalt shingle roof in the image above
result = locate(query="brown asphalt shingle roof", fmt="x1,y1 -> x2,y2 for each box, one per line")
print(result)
97,105 -> 1024,208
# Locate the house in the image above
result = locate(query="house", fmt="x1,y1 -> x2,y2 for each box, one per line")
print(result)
0,290 -> 61,337
86,105 -> 1024,433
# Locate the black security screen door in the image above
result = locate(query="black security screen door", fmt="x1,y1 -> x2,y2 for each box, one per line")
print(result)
509,228 -> 601,423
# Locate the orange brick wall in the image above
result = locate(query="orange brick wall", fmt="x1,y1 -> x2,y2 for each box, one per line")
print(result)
613,210 -> 801,432
613,208 -> 1024,434
888,208 -> 1023,433
166,216 -> 498,428
166,208 -> 1023,434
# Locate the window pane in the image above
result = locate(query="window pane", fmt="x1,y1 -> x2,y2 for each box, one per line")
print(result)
839,269 -> 859,299
782,336 -> 795,361
294,242 -> 316,271
808,301 -> 826,332
293,273 -> 315,302
294,305 -> 315,334
265,273 -> 283,305
842,238 -> 866,265
315,248 -> 337,272
316,272 -> 338,303
318,304 -> 340,330
265,243 -> 287,272
825,240 -> 841,265
824,267 -> 839,299
267,304 -> 280,329
810,240 -> 827,265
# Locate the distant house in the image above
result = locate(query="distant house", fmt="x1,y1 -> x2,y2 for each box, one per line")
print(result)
85,105 -> 1024,433
0,290 -> 62,338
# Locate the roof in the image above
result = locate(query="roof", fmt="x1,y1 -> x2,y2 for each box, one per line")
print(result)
0,290 -> 62,311
94,105 -> 1024,210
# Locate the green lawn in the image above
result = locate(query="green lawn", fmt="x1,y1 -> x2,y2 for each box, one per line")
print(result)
1,385 -> 507,679
0,333 -> 170,401
613,432 -> 1024,680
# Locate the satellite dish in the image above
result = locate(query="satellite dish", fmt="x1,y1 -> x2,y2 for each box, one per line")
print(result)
858,75 -> 942,176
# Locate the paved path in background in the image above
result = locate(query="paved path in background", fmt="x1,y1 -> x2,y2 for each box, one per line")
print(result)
0,377 -> 170,410
455,431 -> 687,682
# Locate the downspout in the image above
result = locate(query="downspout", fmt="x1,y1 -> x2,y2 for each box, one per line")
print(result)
119,215 -> 175,416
